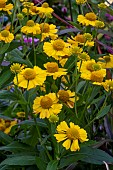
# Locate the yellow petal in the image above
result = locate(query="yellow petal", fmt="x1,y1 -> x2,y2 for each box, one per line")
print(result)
71,139 -> 80,151
62,139 -> 71,150
57,121 -> 69,133
54,134 -> 67,142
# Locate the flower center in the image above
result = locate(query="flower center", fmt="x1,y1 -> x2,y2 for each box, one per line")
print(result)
91,71 -> 104,83
103,56 -> 111,63
66,128 -> 79,140
85,12 -> 97,21
0,0 -> 6,8
40,96 -> 53,109
23,68 -> 36,80
30,6 -> 38,13
58,90 -> 69,102
1,30 -> 9,37
26,20 -> 35,27
41,2 -> 49,8
5,120 -> 11,128
86,61 -> 95,72
75,34 -> 85,43
47,62 -> 58,73
53,39 -> 65,51
40,23 -> 50,33
92,63 -> 101,71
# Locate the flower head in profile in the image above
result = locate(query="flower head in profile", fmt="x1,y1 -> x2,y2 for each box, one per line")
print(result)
77,12 -> 98,26
57,90 -> 79,108
0,30 -> 14,43
22,5 -> 39,16
98,3 -> 107,9
102,79 -> 113,91
76,0 -> 87,5
33,93 -> 63,119
10,63 -> 24,74
54,121 -> 88,151
95,21 -> 105,28
13,66 -> 46,90
21,20 -> 41,35
0,0 -> 13,14
44,62 -> 67,80
37,2 -> 54,18
43,39 -> 71,60
40,23 -> 58,41
4,119 -> 17,134
16,112 -> 25,118
98,54 -> 113,68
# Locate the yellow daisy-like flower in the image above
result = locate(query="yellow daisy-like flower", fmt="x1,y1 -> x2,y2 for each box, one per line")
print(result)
95,21 -> 105,28
4,119 -> 17,134
21,20 -> 41,35
0,119 -> 6,131
77,12 -> 97,26
98,54 -> 113,68
78,52 -> 90,61
40,23 -> 58,41
13,66 -> 46,90
33,93 -> 63,119
98,3 -> 107,9
68,34 -> 94,47
102,79 -> 113,91
10,63 -> 24,74
16,112 -> 25,118
22,6 -> 39,16
44,62 -> 67,80
57,90 -> 79,108
37,2 -> 54,18
43,39 -> 71,60
78,59 -> 106,83
76,0 -> 87,5
22,2 -> 34,8
54,121 -> 88,151
0,30 -> 14,43
0,0 -> 13,14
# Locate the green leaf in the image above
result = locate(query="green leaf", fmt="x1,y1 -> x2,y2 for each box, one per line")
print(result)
0,70 -> 12,89
36,157 -> 47,170
0,43 -> 10,54
96,105 -> 111,119
0,156 -> 36,166
76,81 -> 86,93
0,131 -> 13,145
46,160 -> 58,170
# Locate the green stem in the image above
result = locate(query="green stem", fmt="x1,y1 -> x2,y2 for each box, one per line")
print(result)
32,37 -> 36,65
11,0 -> 18,32
75,56 -> 78,118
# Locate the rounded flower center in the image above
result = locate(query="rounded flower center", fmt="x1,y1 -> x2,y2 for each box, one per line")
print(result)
42,2 -> 49,8
1,30 -> 9,37
92,63 -> 101,71
0,0 -> 6,8
26,20 -> 35,27
79,53 -> 90,60
23,68 -> 36,80
75,34 -> 85,43
5,120 -> 11,128
91,71 -> 104,83
85,13 -> 97,21
40,23 -> 50,33
66,128 -> 79,140
47,62 -> 58,73
40,96 -> 53,109
30,6 -> 38,13
58,90 -> 69,102
103,56 -> 111,63
86,62 -> 95,72
53,39 -> 65,51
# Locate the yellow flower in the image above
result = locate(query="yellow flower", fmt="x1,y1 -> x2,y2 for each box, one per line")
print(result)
37,2 -> 54,18
16,112 -> 25,118
40,23 -> 58,41
49,114 -> 59,123
43,39 -> 71,60
4,119 -> 17,134
13,66 -> 46,90
54,121 -> 88,151
33,93 -> 63,119
98,3 -> 107,9
22,6 -> 39,15
98,54 -> 113,68
78,59 -> 106,83
21,20 -> 41,35
78,52 -> 90,61
76,0 -> 87,5
0,0 -> 13,14
0,119 -> 6,131
0,30 -> 14,43
10,63 -> 24,74
44,62 -> 67,80
57,90 -> 79,108
102,79 -> 113,91
77,12 -> 97,26
22,2 -> 34,8
95,21 -> 105,28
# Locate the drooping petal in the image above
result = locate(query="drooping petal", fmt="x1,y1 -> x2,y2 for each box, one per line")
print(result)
54,134 -> 67,142
62,139 -> 71,150
71,139 -> 80,152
